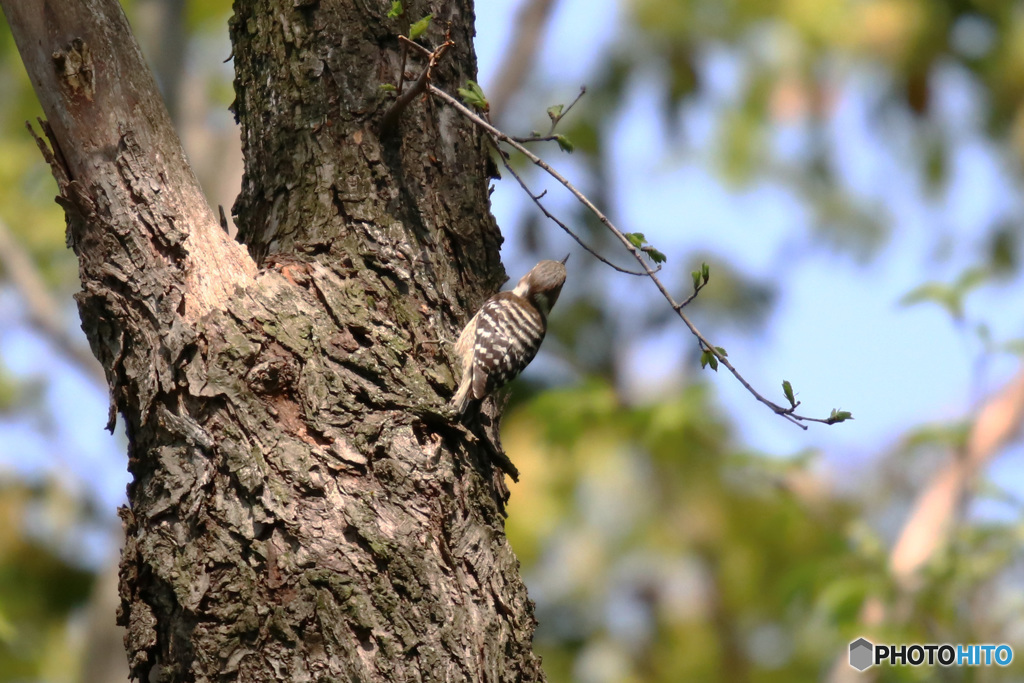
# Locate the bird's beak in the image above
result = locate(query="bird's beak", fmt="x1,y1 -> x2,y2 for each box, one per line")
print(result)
559,253 -> 570,265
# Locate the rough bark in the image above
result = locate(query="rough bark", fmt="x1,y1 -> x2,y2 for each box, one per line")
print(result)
3,0 -> 545,681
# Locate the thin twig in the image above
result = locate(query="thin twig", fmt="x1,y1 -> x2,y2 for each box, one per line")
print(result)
429,82 -> 837,429
557,86 -> 586,123
674,282 -> 706,311
512,86 -> 587,143
511,134 -> 561,144
495,149 -> 649,276
399,34 -> 433,59
380,36 -> 453,137
396,40 -> 408,96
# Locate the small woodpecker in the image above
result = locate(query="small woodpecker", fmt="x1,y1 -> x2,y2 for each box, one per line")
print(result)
452,256 -> 569,415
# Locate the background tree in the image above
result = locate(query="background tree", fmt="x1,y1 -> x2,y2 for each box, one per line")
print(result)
2,0 -> 1024,682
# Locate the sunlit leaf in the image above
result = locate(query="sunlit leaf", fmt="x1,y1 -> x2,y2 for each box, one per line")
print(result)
625,232 -> 646,248
409,14 -> 432,40
827,409 -> 853,424
457,80 -> 488,112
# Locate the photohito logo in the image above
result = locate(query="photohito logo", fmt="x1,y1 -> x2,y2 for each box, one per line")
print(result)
849,638 -> 1013,671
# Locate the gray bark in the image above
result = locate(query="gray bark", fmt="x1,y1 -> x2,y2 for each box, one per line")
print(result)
1,0 -> 545,680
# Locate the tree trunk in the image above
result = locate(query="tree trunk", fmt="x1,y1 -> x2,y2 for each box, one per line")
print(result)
2,0 -> 545,680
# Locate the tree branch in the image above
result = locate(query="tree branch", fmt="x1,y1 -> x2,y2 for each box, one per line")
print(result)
493,149 -> 649,276
429,82 -> 843,428
826,367 -> 1024,683
512,85 -> 586,142
1,0 -> 254,321
380,35 -> 453,137
889,368 -> 1024,586
0,216 -> 104,384
487,0 -> 559,123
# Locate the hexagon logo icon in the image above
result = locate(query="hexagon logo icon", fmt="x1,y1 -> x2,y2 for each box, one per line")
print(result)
849,638 -> 873,671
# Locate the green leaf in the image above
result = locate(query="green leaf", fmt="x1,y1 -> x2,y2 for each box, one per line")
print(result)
645,246 -> 667,263
1001,338 -> 1024,356
709,355 -> 719,371
714,346 -> 728,357
555,134 -> 575,153
782,380 -> 795,405
691,270 -> 701,291
387,1 -> 403,18
625,232 -> 646,249
701,262 -> 710,284
700,350 -> 710,369
900,282 -> 961,318
828,409 -> 853,424
409,14 -> 432,39
379,83 -> 396,91
547,104 -> 564,121
457,80 -> 489,111
900,267 -> 990,321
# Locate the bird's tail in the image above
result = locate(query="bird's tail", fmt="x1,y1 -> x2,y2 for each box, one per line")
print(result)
452,379 -> 471,415
451,377 -> 482,423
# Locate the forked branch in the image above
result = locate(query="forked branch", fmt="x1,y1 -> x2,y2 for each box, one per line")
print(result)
391,40 -> 850,429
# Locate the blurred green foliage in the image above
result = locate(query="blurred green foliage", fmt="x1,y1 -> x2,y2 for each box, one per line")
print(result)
503,382 -> 1024,681
0,480 -> 96,682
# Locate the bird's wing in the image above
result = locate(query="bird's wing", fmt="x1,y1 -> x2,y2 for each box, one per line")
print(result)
469,294 -> 545,401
